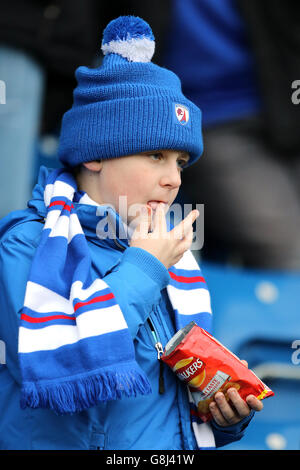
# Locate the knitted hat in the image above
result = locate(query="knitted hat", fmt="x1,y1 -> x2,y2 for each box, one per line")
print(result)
58,16 -> 203,167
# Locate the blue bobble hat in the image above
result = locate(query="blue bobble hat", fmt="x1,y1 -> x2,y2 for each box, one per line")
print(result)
58,16 -> 203,167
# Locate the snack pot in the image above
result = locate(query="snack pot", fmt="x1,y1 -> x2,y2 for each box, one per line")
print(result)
161,322 -> 274,423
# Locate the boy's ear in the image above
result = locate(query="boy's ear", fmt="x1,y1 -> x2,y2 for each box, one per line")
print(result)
82,160 -> 102,172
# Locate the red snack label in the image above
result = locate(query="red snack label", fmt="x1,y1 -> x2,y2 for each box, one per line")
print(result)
161,322 -> 274,423
173,357 -> 205,385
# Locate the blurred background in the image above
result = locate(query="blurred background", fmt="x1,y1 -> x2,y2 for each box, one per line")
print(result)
1,0 -> 300,450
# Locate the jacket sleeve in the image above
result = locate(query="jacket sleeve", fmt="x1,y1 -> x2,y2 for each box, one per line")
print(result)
102,247 -> 170,339
211,410 -> 255,447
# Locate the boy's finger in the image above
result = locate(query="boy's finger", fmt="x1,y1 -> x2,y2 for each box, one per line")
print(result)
172,209 -> 199,240
209,401 -> 228,427
131,205 -> 151,239
226,388 -> 251,418
246,395 -> 264,412
180,227 -> 194,252
213,392 -> 239,425
152,203 -> 167,234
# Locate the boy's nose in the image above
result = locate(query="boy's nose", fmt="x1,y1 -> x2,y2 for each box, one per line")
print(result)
159,164 -> 181,190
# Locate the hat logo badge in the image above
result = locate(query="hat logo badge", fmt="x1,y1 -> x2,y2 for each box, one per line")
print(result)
175,104 -> 189,125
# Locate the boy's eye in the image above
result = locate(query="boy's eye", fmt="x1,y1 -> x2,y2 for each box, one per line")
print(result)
146,153 -> 188,169
149,153 -> 163,161
177,159 -> 188,170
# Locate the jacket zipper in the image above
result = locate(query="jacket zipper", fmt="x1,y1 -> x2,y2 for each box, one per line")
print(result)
112,230 -> 165,393
147,317 -> 165,394
113,238 -> 126,250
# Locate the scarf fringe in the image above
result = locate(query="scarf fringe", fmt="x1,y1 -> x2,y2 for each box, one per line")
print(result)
20,367 -> 152,415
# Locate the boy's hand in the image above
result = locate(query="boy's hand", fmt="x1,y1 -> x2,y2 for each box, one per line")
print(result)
130,204 -> 199,269
209,360 -> 263,427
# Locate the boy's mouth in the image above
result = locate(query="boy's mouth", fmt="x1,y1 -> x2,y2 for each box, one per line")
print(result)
147,201 -> 168,210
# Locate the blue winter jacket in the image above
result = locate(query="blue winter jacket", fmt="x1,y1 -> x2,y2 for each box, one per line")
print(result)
0,168 -> 254,450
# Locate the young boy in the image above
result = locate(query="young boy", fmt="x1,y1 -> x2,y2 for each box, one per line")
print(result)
0,16 -> 262,450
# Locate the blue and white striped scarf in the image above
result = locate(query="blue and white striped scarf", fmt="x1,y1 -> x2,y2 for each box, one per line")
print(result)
18,168 -> 215,448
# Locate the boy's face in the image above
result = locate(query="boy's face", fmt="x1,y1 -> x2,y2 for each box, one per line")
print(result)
82,150 -> 190,226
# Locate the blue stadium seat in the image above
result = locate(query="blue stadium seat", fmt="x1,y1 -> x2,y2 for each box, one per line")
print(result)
201,261 -> 300,450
